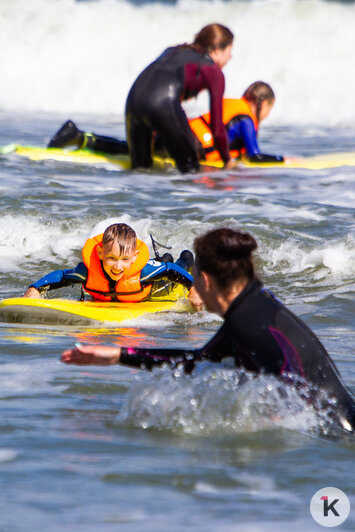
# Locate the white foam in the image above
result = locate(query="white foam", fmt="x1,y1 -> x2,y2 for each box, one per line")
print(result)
0,360 -> 65,397
86,215 -> 205,257
0,213 -> 207,277
0,213 -> 87,272
0,449 -> 18,463
2,211 -> 353,290
261,234 -> 355,279
1,0 -> 355,125
116,364 -> 321,435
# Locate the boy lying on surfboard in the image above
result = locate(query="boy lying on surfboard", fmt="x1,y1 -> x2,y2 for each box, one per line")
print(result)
24,222 -> 201,308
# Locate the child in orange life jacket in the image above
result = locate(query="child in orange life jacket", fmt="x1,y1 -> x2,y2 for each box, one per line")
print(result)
189,81 -> 284,163
23,223 -> 200,307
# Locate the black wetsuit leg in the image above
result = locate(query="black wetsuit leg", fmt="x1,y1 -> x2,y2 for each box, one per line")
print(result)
125,66 -> 157,169
174,250 -> 194,273
85,135 -> 129,155
47,120 -> 129,155
149,103 -> 199,173
125,115 -> 153,169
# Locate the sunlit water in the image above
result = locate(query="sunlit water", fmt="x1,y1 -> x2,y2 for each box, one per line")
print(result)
1,0 -> 355,528
0,111 -> 354,531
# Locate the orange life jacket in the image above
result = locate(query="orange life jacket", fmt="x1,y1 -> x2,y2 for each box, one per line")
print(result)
189,98 -> 258,161
82,234 -> 152,302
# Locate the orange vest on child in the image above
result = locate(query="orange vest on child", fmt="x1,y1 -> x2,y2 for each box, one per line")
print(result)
82,234 -> 152,302
189,98 -> 258,162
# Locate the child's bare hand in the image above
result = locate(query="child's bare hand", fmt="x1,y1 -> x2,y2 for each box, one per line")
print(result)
23,287 -> 41,298
188,286 -> 204,311
224,159 -> 235,170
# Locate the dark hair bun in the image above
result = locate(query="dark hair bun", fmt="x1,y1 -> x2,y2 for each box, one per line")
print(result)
217,230 -> 257,260
193,227 -> 258,289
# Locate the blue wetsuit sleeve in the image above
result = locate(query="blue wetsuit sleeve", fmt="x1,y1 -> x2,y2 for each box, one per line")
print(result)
229,116 -> 284,162
230,116 -> 261,156
29,262 -> 88,292
140,260 -> 193,289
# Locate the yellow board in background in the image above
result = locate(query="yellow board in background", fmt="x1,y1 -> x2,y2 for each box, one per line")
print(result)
3,144 -> 355,171
14,145 -> 132,169
240,150 -> 355,170
11,145 -> 217,171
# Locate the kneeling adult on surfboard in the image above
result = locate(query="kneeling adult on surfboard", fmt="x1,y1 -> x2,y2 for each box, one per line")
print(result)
61,227 -> 355,434
126,23 -> 234,173
47,24 -> 233,174
24,223 -> 199,306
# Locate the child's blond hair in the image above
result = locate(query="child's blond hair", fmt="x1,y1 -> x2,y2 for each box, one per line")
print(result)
102,223 -> 137,255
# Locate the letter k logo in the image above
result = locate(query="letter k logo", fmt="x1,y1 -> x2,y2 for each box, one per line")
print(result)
310,487 -> 350,526
321,496 -> 340,517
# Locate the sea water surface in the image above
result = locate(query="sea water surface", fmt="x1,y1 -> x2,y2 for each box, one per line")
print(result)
1,0 -> 355,531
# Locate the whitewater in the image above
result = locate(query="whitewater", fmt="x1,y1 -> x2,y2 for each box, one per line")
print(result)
1,0 -> 355,125
0,1 -> 354,531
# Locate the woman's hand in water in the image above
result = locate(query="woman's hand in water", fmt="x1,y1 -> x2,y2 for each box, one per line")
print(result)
188,285 -> 204,311
61,344 -> 121,366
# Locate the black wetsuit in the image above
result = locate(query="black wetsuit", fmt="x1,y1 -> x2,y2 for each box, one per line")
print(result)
119,278 -> 355,431
125,46 -> 230,173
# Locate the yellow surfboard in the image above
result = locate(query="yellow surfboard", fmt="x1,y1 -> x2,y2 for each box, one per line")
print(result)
0,144 -> 178,171
0,296 -> 187,326
2,144 -> 355,171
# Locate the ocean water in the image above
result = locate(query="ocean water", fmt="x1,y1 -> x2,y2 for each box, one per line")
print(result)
1,0 -> 355,125
0,0 -> 355,531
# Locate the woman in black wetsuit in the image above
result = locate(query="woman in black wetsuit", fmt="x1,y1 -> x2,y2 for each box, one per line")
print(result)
61,228 -> 355,433
125,23 -> 234,173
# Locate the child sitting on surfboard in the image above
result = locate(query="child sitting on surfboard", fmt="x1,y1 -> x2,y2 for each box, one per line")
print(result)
47,82 -> 283,165
24,223 -> 200,306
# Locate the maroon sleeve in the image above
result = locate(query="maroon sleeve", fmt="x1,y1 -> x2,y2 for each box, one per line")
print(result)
201,64 -> 230,164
